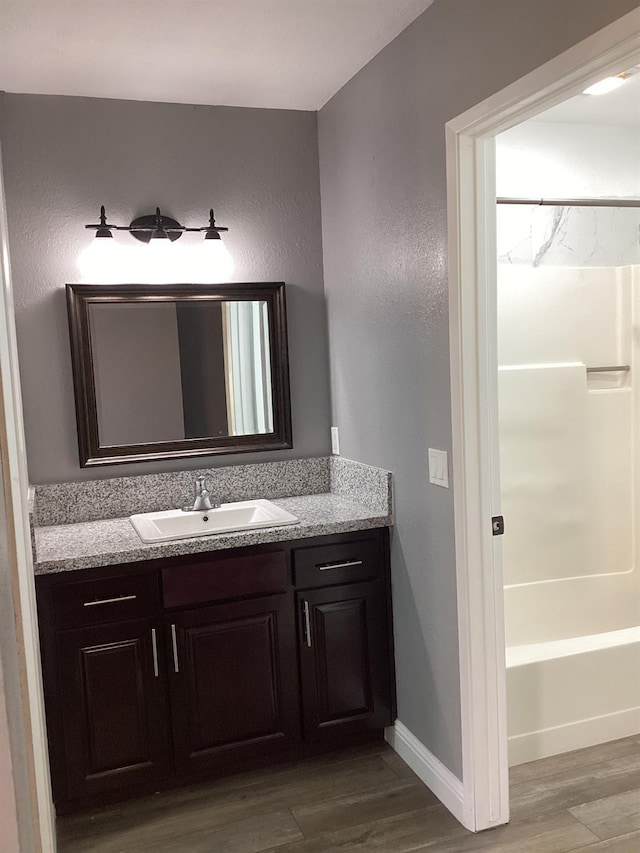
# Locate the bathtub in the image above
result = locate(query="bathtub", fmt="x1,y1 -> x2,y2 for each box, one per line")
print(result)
506,624 -> 640,766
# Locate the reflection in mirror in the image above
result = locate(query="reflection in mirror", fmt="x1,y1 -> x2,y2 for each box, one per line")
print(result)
89,300 -> 274,446
66,282 -> 292,467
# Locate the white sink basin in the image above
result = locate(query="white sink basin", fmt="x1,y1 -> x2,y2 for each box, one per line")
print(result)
130,499 -> 299,544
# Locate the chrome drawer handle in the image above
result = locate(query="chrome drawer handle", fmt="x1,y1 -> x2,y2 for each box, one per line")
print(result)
83,594 -> 137,607
318,560 -> 363,571
151,628 -> 159,678
303,600 -> 312,648
171,624 -> 180,673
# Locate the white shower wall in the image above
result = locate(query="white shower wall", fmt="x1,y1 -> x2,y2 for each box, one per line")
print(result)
496,121 -> 640,268
496,117 -> 640,764
498,264 -> 640,764
499,265 -> 640,646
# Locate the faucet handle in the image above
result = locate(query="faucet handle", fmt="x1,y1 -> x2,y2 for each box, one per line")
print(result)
195,476 -> 207,494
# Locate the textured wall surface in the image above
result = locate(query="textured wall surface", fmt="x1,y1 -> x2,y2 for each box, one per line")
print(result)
90,302 -> 185,445
0,94 -> 330,483
318,0 -> 640,778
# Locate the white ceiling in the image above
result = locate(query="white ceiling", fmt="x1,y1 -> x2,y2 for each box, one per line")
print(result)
536,70 -> 640,127
0,0 -> 435,111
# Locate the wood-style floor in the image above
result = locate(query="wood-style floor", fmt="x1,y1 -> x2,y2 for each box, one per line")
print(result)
57,735 -> 640,852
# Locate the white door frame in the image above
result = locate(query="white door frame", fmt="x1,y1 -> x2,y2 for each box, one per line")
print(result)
446,8 -> 640,833
0,144 -> 56,850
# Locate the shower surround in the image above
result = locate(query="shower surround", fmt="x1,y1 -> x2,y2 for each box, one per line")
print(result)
495,113 -> 640,765
498,262 -> 640,765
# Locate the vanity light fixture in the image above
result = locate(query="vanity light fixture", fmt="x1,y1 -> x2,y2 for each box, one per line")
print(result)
81,205 -> 233,284
85,205 -> 229,242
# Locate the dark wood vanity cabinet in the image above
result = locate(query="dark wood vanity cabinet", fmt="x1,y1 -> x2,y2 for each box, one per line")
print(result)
297,582 -> 392,745
36,528 -> 394,810
55,617 -> 172,799
293,535 -> 394,744
167,593 -> 301,776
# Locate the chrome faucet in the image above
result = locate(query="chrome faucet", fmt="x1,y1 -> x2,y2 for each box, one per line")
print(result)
184,477 -> 221,512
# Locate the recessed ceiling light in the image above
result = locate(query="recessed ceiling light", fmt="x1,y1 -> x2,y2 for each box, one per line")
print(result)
583,73 -> 630,96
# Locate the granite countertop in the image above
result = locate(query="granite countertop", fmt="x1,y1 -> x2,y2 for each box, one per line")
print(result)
34,493 -> 392,574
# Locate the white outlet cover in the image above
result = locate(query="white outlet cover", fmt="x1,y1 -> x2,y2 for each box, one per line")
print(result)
331,426 -> 340,455
428,448 -> 449,488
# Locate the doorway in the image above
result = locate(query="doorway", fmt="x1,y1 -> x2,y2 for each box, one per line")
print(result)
446,7 -> 640,833
495,98 -> 640,766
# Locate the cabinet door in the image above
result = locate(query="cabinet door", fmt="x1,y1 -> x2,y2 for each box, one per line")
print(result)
297,581 -> 392,743
167,593 -> 300,776
56,618 -> 172,799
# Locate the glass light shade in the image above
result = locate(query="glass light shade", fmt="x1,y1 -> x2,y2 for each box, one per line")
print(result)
194,239 -> 234,283
78,237 -> 128,284
78,234 -> 234,285
144,237 -> 177,283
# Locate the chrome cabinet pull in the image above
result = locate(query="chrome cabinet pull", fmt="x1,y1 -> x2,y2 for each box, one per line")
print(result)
83,594 -> 137,607
318,560 -> 363,571
151,628 -> 159,678
303,600 -> 312,648
171,624 -> 180,673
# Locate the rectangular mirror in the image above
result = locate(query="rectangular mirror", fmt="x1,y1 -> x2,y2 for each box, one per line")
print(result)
66,282 -> 292,466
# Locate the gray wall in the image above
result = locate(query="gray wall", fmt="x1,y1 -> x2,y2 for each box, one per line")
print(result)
318,0 -> 640,778
91,302 -> 185,445
0,94 -> 330,483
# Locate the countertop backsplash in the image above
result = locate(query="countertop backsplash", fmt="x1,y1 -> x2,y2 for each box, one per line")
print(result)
31,456 -> 392,528
329,455 -> 392,516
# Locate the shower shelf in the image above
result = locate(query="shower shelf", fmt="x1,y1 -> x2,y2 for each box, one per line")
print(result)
586,365 -> 630,374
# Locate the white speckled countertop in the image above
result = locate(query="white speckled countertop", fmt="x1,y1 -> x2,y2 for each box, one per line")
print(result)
34,493 -> 392,574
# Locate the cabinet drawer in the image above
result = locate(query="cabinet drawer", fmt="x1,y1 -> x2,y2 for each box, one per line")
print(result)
53,572 -> 160,629
293,535 -> 384,588
162,550 -> 288,608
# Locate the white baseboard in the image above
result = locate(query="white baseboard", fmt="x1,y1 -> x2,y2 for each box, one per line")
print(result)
385,720 -> 468,829
509,707 -> 640,766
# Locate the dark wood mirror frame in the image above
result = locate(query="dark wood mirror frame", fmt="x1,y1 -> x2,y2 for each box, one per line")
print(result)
66,282 -> 293,467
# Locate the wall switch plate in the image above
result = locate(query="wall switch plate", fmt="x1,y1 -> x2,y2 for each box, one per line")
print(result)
331,427 -> 340,455
428,448 -> 449,488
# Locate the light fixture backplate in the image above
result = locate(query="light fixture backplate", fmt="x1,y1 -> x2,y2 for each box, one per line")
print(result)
129,213 -> 183,243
